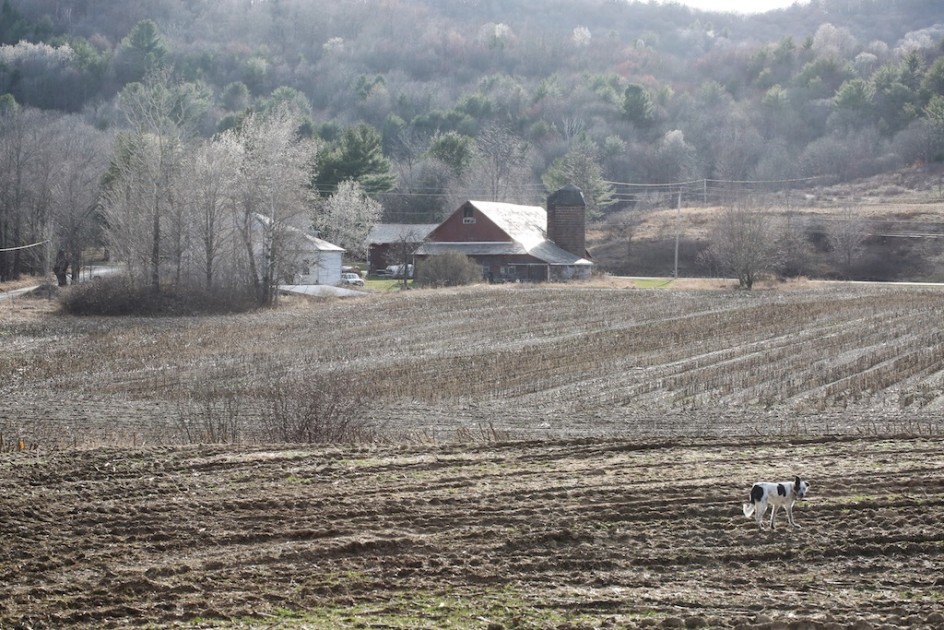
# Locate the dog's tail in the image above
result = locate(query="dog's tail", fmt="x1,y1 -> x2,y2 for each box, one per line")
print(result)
742,502 -> 755,517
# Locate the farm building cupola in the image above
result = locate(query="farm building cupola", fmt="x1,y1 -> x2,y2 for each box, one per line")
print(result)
546,184 -> 588,260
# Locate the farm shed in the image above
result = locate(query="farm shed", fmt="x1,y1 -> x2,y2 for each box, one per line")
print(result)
366,223 -> 438,274
285,231 -> 345,286
254,214 -> 345,285
414,186 -> 593,282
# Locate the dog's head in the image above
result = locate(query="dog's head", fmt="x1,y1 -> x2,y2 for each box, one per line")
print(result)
794,476 -> 810,499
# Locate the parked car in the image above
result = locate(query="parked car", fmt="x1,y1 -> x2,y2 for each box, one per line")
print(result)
386,264 -> 414,279
340,272 -> 364,286
372,268 -> 392,278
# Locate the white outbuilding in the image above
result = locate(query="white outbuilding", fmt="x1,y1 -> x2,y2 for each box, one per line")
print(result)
284,230 -> 346,286
253,213 -> 345,286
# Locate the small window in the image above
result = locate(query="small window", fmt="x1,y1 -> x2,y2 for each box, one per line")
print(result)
463,207 -> 476,224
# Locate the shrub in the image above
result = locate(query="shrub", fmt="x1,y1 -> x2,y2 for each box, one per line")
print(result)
175,388 -> 243,445
59,275 -> 157,315
59,276 -> 259,316
257,375 -> 378,444
415,251 -> 482,288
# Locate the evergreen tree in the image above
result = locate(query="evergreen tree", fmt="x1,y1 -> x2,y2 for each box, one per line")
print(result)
622,83 -> 654,129
541,139 -> 615,220
314,123 -> 395,197
114,20 -> 169,84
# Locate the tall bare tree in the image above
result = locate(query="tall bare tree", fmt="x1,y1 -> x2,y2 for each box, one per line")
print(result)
48,116 -> 110,284
186,136 -> 240,290
229,106 -> 318,306
604,209 -> 643,274
101,70 -> 206,291
0,106 -> 49,280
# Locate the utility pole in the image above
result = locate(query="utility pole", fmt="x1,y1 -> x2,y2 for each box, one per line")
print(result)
674,190 -> 681,279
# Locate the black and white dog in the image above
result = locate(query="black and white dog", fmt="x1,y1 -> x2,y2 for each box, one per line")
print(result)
743,476 -> 810,530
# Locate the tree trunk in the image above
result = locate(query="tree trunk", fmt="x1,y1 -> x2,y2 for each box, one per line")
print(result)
53,249 -> 69,286
151,206 -> 161,292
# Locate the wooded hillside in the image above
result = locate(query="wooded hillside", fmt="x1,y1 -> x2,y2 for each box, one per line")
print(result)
2,0 -> 944,285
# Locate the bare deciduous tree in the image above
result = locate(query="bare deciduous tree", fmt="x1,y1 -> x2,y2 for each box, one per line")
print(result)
457,123 -> 534,205
186,136 -> 240,290
49,116 -> 111,284
0,107 -> 53,280
0,107 -> 108,285
101,70 -> 205,291
777,212 -> 816,279
825,206 -> 870,278
230,106 -> 318,306
702,202 -> 782,290
605,209 -> 643,273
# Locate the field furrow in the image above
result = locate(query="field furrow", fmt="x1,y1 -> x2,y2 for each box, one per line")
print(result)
2,436 -> 943,628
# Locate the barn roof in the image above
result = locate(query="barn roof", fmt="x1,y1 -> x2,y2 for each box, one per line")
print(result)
465,201 -> 547,250
254,213 -> 344,252
297,232 -> 345,252
367,223 -> 438,245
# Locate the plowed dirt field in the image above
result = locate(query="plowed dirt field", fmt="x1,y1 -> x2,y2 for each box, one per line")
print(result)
2,435 -> 943,629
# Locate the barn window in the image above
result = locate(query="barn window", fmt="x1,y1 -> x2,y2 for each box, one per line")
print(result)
463,207 -> 476,224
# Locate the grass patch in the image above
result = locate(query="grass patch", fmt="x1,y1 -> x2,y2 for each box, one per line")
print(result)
631,277 -> 676,289
365,278 -> 413,291
223,587 -> 614,629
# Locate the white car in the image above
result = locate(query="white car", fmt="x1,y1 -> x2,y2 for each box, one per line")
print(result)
340,272 -> 364,286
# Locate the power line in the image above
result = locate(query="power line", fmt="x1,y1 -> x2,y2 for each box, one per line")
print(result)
704,176 -> 825,185
604,178 -> 704,189
321,175 -> 824,199
603,175 -> 824,188
0,240 -> 49,253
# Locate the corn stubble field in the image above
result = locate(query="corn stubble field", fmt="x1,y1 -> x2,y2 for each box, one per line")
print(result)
2,282 -> 944,629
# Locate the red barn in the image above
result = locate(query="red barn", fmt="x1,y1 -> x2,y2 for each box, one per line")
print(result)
366,223 -> 438,274
414,186 -> 593,282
